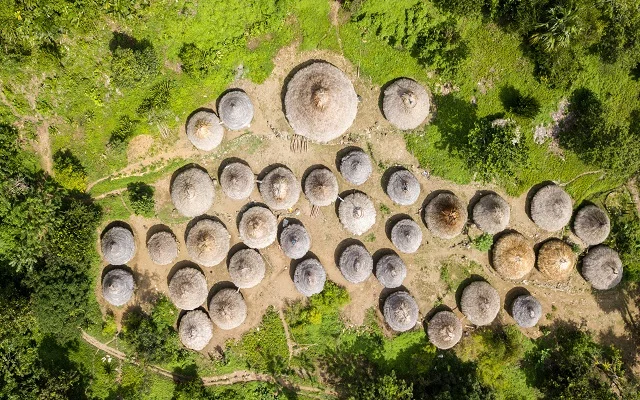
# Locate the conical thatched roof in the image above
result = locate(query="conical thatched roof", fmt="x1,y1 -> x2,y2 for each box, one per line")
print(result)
179,309 -> 213,351
511,295 -> 542,328
574,205 -> 610,246
424,193 -> 467,239
382,78 -> 430,131
530,184 -> 572,232
238,206 -> 278,249
386,169 -> 420,206
537,239 -> 576,280
218,90 -> 254,131
492,232 -> 535,280
279,223 -> 311,260
209,288 -> 247,330
581,245 -> 623,290
101,226 -> 136,265
220,162 -> 254,200
460,281 -> 500,326
304,168 -> 339,207
228,249 -> 266,289
102,268 -> 134,306
383,291 -> 419,332
284,62 -> 358,143
293,258 -> 326,297
375,254 -> 407,288
391,218 -> 423,254
472,193 -> 510,234
186,110 -> 224,151
168,267 -> 208,310
339,149 -> 372,185
338,192 -> 376,235
427,311 -> 463,350
259,167 -> 300,210
338,244 -> 373,284
171,167 -> 215,217
147,230 -> 178,266
186,219 -> 230,267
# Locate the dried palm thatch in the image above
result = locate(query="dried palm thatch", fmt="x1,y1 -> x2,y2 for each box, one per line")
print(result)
218,90 -> 254,130
574,205 -> 610,246
168,267 -> 208,310
472,193 -> 510,234
390,218 -> 423,254
339,149 -> 372,186
511,295 -> 542,328
293,258 -> 326,297
338,192 -> 376,235
238,206 -> 277,249
101,226 -> 136,265
304,168 -> 339,207
147,230 -> 178,266
259,167 -> 300,210
427,311 -> 463,349
460,281 -> 500,326
581,245 -> 623,290
279,223 -> 311,259
375,254 -> 407,288
424,193 -> 467,239
171,167 -> 215,217
530,184 -> 572,231
382,78 -> 430,131
339,244 -> 373,284
186,219 -> 230,267
228,249 -> 266,289
386,169 -> 420,206
284,62 -> 358,142
220,162 -> 254,201
102,268 -> 134,306
492,232 -> 535,280
186,110 -> 224,151
383,291 -> 419,332
209,288 -> 247,330
537,239 -> 576,280
179,309 -> 213,350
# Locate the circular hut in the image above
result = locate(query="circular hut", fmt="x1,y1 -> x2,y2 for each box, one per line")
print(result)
383,291 -> 419,332
427,311 -> 463,350
186,110 -> 224,151
423,192 -> 467,239
339,149 -> 372,185
293,258 -> 326,297
460,281 -> 500,326
147,230 -> 178,266
537,239 -> 576,280
209,289 -> 247,330
238,206 -> 278,249
574,205 -> 610,246
179,309 -> 213,351
228,249 -> 266,289
220,162 -> 254,201
338,244 -> 373,284
218,90 -> 254,130
304,168 -> 339,207
375,253 -> 407,288
382,78 -> 430,131
259,167 -> 300,210
168,267 -> 208,310
530,184 -> 572,232
390,218 -> 423,254
279,223 -> 311,260
511,295 -> 542,328
102,268 -> 134,306
101,226 -> 136,265
386,169 -> 420,206
581,245 -> 623,290
472,193 -> 510,234
338,192 -> 376,235
171,167 -> 215,217
186,219 -> 230,267
492,232 -> 535,280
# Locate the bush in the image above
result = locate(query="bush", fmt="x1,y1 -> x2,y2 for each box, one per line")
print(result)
127,182 -> 155,217
53,149 -> 87,192
471,233 -> 493,252
607,208 -> 640,282
414,19 -> 470,77
288,281 -> 350,327
432,0 -> 486,16
179,43 -> 219,78
108,116 -> 137,150
111,44 -> 159,88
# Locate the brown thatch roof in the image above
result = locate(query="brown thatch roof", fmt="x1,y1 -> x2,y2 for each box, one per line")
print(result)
382,78 -> 430,131
101,226 -> 136,265
390,218 -> 423,254
186,219 -> 230,267
427,311 -> 463,350
338,192 -> 376,236
374,254 -> 407,288
186,110 -> 224,151
168,267 -> 208,310
209,288 -> 247,330
423,193 -> 467,239
259,167 -> 300,210
220,162 -> 254,201
339,149 -> 372,185
179,309 -> 213,351
293,258 -> 327,297
537,239 -> 576,281
386,169 -> 420,206
102,268 -> 135,306
304,168 -> 339,207
460,281 -> 500,326
511,295 -> 542,328
581,245 -> 623,290
146,230 -> 178,266
228,249 -> 266,289
218,90 -> 254,130
338,244 -> 373,284
472,193 -> 510,234
492,232 -> 535,280
171,167 -> 215,217
530,184 -> 572,232
383,291 -> 419,332
238,206 -> 277,249
574,205 -> 610,246
279,222 -> 311,260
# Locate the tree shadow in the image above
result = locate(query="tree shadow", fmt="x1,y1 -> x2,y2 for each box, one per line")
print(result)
109,32 -> 153,53
499,85 -> 541,118
430,94 -> 478,156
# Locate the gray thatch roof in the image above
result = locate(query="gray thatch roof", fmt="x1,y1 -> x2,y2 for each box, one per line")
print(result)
186,110 -> 224,151
101,226 -> 136,265
284,62 -> 358,143
218,90 -> 254,130
424,193 -> 467,239
375,254 -> 407,288
304,168 -> 339,207
460,281 -> 500,326
168,267 -> 208,310
338,244 -> 373,284
427,311 -> 463,350
220,162 -> 254,201
339,149 -> 372,185
147,230 -> 178,266
386,169 -> 420,206
582,245 -> 623,290
293,258 -> 326,297
472,193 -> 510,234
492,232 -> 535,280
259,167 -> 300,210
228,249 -> 266,289
171,167 -> 215,217
186,219 -> 230,267
530,184 -> 572,232
179,309 -> 213,351
382,78 -> 430,131
279,223 -> 311,260
102,268 -> 134,306
383,291 -> 419,332
390,218 -> 422,254
537,239 -> 576,281
238,206 -> 278,249
574,205 -> 610,246
338,192 -> 376,235
209,288 -> 247,330
511,295 -> 542,328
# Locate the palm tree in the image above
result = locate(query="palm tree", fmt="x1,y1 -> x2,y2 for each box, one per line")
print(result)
530,3 -> 581,52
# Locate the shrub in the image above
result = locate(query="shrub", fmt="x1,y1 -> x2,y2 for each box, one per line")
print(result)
53,149 -> 87,192
108,116 -> 137,150
137,79 -> 175,123
414,19 -> 470,76
607,208 -> 640,282
127,182 -> 155,217
432,0 -> 486,16
289,281 -> 349,327
110,45 -> 159,88
472,233 -> 494,252
179,43 -> 219,77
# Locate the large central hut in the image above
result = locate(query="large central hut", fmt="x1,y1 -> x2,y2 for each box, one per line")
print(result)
338,243 -> 373,284
171,167 -> 215,217
382,78 -> 431,131
186,219 -> 231,267
209,289 -> 247,330
338,192 -> 376,235
238,206 -> 278,249
259,166 -> 300,210
424,192 -> 467,239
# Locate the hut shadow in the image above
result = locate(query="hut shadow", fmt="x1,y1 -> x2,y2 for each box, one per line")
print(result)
372,248 -> 397,273
525,181 -> 555,221
277,217 -> 304,241
504,287 -> 531,317
280,59 -> 336,118
378,78 -> 406,116
420,189 -> 455,222
289,251 -> 320,281
455,275 -> 487,310
236,202 -> 272,231
167,261 -> 203,286
184,214 -> 228,244
225,242 -> 250,269
177,306 -> 211,328
385,213 -> 413,241
170,163 -> 211,189
185,107 -> 217,132
335,189 -> 364,219
422,304 -> 456,332
257,163 -> 292,182
335,145 -> 365,173
302,164 -> 333,189
100,221 -> 134,241
134,267 -> 162,304
217,157 -> 253,181
380,165 -> 407,197
378,286 -> 409,314
101,264 -> 135,282
569,200 -> 598,237
146,224 -> 174,244
207,281 -> 238,307
334,238 -> 367,269
215,88 -> 248,113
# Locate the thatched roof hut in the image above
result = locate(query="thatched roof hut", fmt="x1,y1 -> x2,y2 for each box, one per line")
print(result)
530,184 -> 572,232
238,206 -> 277,249
581,245 -> 623,290
279,223 -> 311,260
382,78 -> 430,131
338,192 -> 376,235
339,149 -> 372,185
427,311 -> 463,350
186,219 -> 230,267
338,244 -> 373,284
259,167 -> 300,210
228,249 -> 266,289
168,267 -> 208,310
375,253 -> 407,288
574,205 -> 610,246
218,90 -> 254,131
472,193 -> 510,234
293,258 -> 326,297
537,239 -> 576,280
492,232 -> 535,280
171,167 -> 215,217
511,295 -> 542,328
147,230 -> 178,266
390,218 -> 422,254
101,226 -> 136,265
460,281 -> 500,326
186,110 -> 224,151
220,162 -> 254,200
423,193 -> 467,239
179,309 -> 213,351
284,62 -> 358,142
386,169 -> 420,206
209,288 -> 247,330
304,168 -> 339,207
102,268 -> 134,306
383,291 -> 419,332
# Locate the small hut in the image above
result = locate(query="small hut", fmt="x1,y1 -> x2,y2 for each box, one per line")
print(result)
383,291 -> 419,332
102,268 -> 134,306
390,218 -> 423,254
168,267 -> 208,310
427,311 -> 463,350
171,167 -> 215,217
293,258 -> 326,297
537,239 -> 576,280
101,226 -> 136,265
382,78 -> 430,131
338,192 -> 376,235
209,288 -> 247,330
186,219 -> 230,267
460,281 -> 500,326
472,193 -> 510,234
511,295 -> 542,328
228,249 -> 266,289
339,149 -> 372,185
304,168 -> 339,207
179,309 -> 213,351
238,206 -> 278,249
574,205 -> 610,246
147,230 -> 178,266
186,110 -> 224,151
530,184 -> 572,232
279,222 -> 311,260
338,244 -> 373,284
259,167 -> 300,210
492,232 -> 535,280
375,254 -> 407,288
220,162 -> 254,201
386,169 -> 420,206
423,192 -> 467,239
581,245 -> 623,290
284,62 -> 358,142
218,90 -> 254,130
